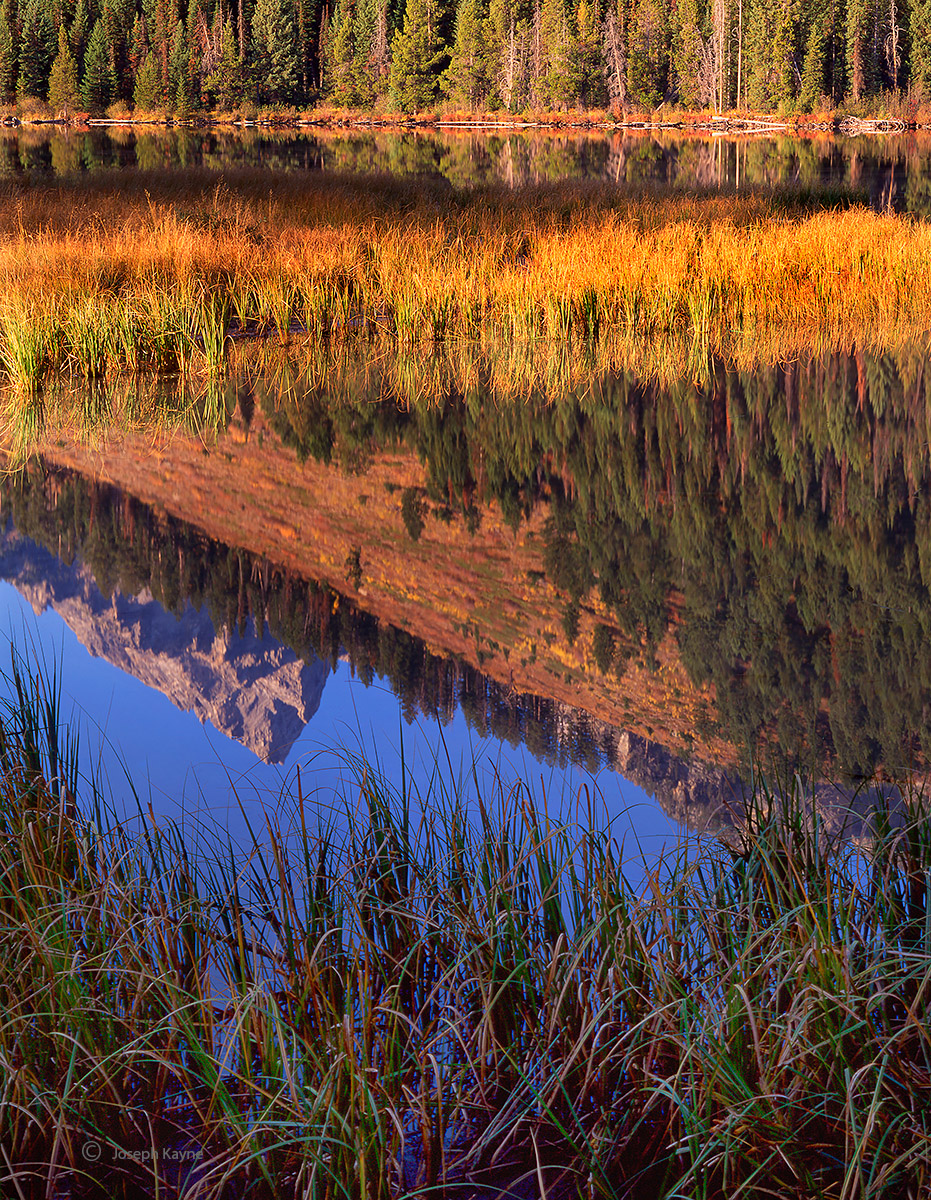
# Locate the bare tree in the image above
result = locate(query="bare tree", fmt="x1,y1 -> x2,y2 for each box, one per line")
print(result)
602,6 -> 626,108
885,0 -> 901,87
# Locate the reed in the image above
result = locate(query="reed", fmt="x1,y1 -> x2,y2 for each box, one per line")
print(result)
0,649 -> 929,1198
0,170 -> 929,396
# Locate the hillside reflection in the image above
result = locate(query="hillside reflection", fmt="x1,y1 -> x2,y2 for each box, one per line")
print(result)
12,338 -> 931,792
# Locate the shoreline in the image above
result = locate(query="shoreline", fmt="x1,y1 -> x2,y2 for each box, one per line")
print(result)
0,110 -> 919,135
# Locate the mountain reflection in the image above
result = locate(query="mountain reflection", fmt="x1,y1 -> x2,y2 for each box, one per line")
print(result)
9,338 -> 931,798
0,525 -> 327,764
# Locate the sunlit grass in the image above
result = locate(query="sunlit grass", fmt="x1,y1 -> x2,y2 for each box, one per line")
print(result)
0,649 -> 929,1197
0,169 -> 928,403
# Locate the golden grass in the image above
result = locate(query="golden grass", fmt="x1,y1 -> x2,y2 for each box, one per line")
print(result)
0,168 -> 929,394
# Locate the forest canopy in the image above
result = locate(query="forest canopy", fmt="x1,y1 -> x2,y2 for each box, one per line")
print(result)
0,0 -> 925,119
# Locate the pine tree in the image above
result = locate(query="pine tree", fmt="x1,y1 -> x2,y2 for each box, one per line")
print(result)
104,0 -> 137,103
602,0 -> 627,109
152,0 -> 177,107
168,17 -> 194,112
539,0 -> 581,106
129,13 -> 149,75
388,0 -> 447,109
489,0 -> 531,110
576,0 -> 605,106
293,0 -> 316,96
626,0 -> 670,105
0,0 -> 15,103
744,0 -> 799,109
351,0 -> 385,104
328,0 -> 361,102
48,23 -> 81,112
911,0 -> 931,93
673,0 -> 710,106
252,0 -> 300,102
204,16 -> 245,107
185,0 -> 208,108
444,0 -> 495,106
70,0 -> 91,73
798,13 -> 827,107
81,16 -> 116,110
18,0 -> 56,100
133,48 -> 162,106
846,0 -> 876,98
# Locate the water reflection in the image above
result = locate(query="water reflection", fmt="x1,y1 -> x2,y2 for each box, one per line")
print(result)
0,525 -> 327,763
11,338 -> 931,808
1,125 -> 928,212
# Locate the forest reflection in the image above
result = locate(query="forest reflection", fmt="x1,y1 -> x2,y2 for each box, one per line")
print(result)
17,336 -> 931,783
249,338 -> 931,779
2,125 -> 931,214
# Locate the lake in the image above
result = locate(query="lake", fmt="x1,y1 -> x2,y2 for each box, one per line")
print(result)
0,128 -> 924,860
3,123 -> 931,212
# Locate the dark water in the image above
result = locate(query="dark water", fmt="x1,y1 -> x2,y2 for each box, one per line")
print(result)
2,124 -> 930,212
4,337 -> 931,846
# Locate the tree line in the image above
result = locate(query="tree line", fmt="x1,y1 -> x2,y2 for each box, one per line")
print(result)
0,0 -> 929,120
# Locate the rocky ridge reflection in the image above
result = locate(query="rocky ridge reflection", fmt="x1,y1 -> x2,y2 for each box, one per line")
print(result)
0,526 -> 327,764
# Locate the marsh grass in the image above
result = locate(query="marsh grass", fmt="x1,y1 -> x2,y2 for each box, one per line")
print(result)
0,651 -> 929,1198
0,170 -> 928,399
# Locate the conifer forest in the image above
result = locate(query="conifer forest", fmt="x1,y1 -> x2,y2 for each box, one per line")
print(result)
1,0 -> 928,121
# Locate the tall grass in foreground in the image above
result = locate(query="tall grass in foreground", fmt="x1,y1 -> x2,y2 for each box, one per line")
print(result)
0,652 -> 929,1198
0,170 -> 929,399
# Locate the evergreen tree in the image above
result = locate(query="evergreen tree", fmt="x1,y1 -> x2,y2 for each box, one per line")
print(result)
168,17 -> 194,111
602,0 -> 627,109
104,0 -> 139,103
129,12 -> 149,75
846,0 -> 877,98
911,0 -> 931,93
576,0 -> 605,105
151,0 -> 176,106
744,0 -> 799,109
352,0 -> 387,104
798,13 -> 827,107
81,16 -> 116,109
328,0 -> 361,102
444,0 -> 495,106
18,0 -> 56,99
389,0 -> 447,109
48,23 -> 81,112
673,0 -> 710,105
0,0 -> 15,103
185,0 -> 208,106
252,0 -> 300,102
133,47 -> 162,105
626,0 -> 670,104
204,16 -> 245,107
70,0 -> 91,73
488,0 -> 531,109
293,0 -> 316,96
539,0 -> 581,105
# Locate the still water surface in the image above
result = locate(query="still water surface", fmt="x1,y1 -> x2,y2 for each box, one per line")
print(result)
3,130 -> 928,854
2,124 -> 930,211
